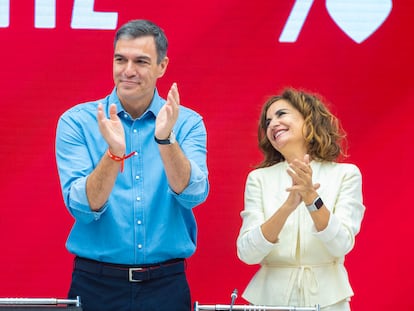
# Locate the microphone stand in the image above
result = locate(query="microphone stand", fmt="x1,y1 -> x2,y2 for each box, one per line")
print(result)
229,289 -> 238,311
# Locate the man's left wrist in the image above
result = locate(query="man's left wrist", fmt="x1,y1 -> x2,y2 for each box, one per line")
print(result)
154,131 -> 176,145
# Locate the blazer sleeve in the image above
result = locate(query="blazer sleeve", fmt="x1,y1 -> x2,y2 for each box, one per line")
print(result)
313,164 -> 365,257
237,171 -> 276,264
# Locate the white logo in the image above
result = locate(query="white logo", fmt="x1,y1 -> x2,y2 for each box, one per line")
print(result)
279,0 -> 393,43
71,0 -> 117,30
0,0 -> 118,29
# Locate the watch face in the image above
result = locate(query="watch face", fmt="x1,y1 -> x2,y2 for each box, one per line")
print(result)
315,197 -> 323,209
169,131 -> 176,144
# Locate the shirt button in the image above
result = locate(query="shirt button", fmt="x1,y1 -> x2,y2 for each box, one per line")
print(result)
133,129 -> 137,133
138,244 -> 142,249
137,220 -> 142,225
136,197 -> 141,201
135,175 -> 140,180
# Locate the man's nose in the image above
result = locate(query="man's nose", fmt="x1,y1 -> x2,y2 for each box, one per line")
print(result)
124,61 -> 136,76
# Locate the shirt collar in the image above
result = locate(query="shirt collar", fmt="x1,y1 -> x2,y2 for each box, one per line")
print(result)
108,87 -> 165,119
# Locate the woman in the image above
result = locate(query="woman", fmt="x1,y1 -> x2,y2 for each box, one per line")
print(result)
236,88 -> 365,311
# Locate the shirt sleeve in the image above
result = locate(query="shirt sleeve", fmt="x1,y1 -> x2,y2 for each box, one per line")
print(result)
169,114 -> 209,209
55,108 -> 105,224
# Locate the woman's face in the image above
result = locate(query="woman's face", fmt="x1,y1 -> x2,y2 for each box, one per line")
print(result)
265,99 -> 307,158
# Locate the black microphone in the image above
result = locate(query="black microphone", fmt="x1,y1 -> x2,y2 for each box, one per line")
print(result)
230,288 -> 238,311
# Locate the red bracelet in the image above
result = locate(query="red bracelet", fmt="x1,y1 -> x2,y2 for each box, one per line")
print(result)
107,149 -> 136,172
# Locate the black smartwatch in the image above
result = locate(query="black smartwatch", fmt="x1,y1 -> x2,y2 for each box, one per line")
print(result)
306,196 -> 323,212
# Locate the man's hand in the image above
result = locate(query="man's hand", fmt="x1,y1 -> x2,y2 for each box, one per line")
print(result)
155,83 -> 180,139
97,103 -> 126,156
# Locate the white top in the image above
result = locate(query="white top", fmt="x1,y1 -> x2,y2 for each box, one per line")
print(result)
237,161 -> 365,307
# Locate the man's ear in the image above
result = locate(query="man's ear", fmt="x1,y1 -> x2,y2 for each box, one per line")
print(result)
157,56 -> 169,78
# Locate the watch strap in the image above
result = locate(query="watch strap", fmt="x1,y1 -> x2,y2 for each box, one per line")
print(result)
154,131 -> 175,145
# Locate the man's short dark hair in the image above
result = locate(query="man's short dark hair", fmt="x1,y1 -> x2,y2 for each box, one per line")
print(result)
114,19 -> 168,64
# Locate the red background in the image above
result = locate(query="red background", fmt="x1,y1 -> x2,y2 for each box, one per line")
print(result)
1,1 -> 413,310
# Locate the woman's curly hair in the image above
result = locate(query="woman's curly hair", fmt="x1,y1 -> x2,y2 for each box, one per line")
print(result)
257,88 -> 347,168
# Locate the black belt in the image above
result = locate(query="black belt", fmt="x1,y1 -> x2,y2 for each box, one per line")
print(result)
74,257 -> 185,282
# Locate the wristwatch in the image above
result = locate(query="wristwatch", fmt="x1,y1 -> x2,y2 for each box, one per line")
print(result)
154,131 -> 176,145
306,196 -> 323,212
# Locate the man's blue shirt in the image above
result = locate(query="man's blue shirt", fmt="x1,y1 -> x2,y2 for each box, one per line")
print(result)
55,88 -> 209,264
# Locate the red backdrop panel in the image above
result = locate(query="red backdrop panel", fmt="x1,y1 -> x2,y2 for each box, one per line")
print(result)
0,1 -> 412,310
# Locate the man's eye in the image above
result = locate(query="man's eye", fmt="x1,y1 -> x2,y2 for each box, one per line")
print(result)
136,59 -> 150,65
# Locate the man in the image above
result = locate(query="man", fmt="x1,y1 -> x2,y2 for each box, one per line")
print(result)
55,19 -> 209,311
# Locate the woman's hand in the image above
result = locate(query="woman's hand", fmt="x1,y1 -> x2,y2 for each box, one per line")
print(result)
286,154 -> 320,204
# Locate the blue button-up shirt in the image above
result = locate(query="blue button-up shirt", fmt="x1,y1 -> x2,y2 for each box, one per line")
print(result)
55,88 -> 209,265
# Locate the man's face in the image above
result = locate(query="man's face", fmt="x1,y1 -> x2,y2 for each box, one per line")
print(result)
113,36 -> 168,106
